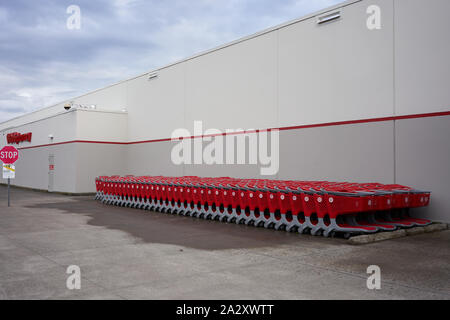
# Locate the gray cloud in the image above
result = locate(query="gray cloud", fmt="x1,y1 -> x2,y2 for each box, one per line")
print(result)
0,0 -> 344,123
0,105 -> 27,113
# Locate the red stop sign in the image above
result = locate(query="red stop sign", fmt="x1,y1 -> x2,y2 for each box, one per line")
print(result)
0,146 -> 19,164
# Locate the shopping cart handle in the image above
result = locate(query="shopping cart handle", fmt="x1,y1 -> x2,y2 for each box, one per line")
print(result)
321,188 -> 372,197
298,187 -> 315,195
287,188 -> 302,195
373,190 -> 393,196
310,188 -> 324,195
254,187 -> 268,192
226,184 -> 239,191
272,186 -> 286,193
323,191 -> 360,197
392,189 -> 410,194
410,189 -> 431,194
355,191 -> 375,196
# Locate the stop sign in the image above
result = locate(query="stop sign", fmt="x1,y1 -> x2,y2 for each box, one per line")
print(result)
0,146 -> 19,164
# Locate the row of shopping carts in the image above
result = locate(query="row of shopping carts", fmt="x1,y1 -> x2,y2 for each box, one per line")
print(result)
95,175 -> 432,238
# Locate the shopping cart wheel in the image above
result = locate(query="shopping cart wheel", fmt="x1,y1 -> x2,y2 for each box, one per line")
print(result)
245,220 -> 254,226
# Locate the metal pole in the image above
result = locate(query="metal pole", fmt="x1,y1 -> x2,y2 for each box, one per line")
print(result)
8,177 -> 10,207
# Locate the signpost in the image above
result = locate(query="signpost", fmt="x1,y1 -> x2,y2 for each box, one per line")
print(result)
1,146 -> 19,207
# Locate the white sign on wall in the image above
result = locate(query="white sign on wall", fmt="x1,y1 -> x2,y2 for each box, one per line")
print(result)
3,164 -> 15,179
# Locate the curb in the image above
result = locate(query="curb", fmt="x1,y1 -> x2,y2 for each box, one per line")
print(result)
348,223 -> 448,245
0,183 -> 95,196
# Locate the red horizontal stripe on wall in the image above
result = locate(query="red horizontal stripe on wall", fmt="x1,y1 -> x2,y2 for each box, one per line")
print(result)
14,110 -> 450,150
278,111 -> 450,131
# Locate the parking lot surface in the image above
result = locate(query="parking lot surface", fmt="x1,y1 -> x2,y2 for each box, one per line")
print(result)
0,185 -> 449,299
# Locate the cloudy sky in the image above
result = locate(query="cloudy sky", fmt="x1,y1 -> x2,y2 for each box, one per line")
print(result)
0,0 -> 344,123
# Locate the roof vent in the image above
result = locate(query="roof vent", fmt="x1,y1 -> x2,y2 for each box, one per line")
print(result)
317,11 -> 341,25
148,72 -> 158,81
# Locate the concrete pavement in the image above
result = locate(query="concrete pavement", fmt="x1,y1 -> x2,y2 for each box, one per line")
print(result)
0,185 -> 449,299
